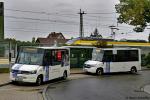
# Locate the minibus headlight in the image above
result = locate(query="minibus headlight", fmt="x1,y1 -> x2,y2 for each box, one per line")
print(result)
84,64 -> 95,68
30,70 -> 37,74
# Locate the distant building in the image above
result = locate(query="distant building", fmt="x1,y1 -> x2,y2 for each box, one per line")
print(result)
36,32 -> 69,46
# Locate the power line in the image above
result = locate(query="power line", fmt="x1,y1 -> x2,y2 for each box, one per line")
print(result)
87,12 -> 116,14
5,15 -> 79,25
5,8 -> 117,19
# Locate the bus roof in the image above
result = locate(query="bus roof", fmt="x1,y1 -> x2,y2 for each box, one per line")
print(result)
37,46 -> 69,50
20,46 -> 69,50
99,48 -> 140,50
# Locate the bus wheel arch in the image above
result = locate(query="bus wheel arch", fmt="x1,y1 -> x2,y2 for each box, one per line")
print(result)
96,68 -> 103,75
36,74 -> 43,86
62,70 -> 67,80
130,66 -> 137,74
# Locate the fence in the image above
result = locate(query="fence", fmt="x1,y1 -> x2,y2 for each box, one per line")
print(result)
0,41 -> 17,68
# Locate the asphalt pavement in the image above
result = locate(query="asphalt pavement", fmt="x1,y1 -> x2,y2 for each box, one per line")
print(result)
45,71 -> 150,100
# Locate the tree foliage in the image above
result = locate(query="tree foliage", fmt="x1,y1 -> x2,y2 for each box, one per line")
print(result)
116,0 -> 150,32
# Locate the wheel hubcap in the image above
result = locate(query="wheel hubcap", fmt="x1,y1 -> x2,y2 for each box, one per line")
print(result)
64,73 -> 66,78
38,78 -> 41,85
98,70 -> 101,75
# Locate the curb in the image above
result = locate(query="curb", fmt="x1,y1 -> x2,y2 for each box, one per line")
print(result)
70,72 -> 84,74
42,85 -> 48,100
0,82 -> 10,87
42,80 -> 69,100
143,85 -> 150,94
141,68 -> 150,71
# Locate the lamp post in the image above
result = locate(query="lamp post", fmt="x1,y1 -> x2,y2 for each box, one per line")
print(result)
109,25 -> 119,40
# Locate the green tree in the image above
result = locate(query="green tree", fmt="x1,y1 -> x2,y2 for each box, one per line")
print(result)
116,0 -> 150,32
32,37 -> 36,43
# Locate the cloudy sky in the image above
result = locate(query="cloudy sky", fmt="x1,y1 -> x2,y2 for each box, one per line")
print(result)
4,0 -> 150,41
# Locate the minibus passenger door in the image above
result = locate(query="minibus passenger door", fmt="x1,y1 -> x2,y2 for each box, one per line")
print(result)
43,50 -> 53,81
50,50 -> 62,79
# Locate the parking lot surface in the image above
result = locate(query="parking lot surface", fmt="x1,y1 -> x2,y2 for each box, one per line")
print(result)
46,71 -> 150,100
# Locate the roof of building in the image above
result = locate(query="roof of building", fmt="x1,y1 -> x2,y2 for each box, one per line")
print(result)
36,32 -> 69,45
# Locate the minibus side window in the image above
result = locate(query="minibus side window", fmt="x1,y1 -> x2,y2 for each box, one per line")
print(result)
102,50 -> 113,62
43,50 -> 51,66
128,50 -> 139,61
61,50 -> 69,67
114,50 -> 138,62
51,50 -> 61,65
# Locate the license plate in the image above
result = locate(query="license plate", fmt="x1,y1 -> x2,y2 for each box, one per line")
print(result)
12,73 -> 17,78
15,76 -> 23,81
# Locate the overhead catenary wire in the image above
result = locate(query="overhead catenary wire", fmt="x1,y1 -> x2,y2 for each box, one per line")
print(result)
4,8 -> 134,37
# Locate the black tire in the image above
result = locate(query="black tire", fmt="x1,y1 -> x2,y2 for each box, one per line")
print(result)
96,68 -> 103,76
62,71 -> 67,80
11,81 -> 17,85
36,75 -> 43,86
131,67 -> 137,74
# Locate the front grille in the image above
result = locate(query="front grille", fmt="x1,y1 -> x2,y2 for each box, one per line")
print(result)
84,64 -> 91,68
11,70 -> 19,73
11,70 -> 30,74
20,71 -> 30,74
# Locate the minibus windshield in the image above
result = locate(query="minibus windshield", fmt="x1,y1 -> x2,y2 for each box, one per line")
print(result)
92,50 -> 103,61
16,49 -> 44,65
16,52 -> 44,65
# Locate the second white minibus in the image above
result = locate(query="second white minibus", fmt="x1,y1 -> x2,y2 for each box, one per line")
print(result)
83,48 -> 141,75
10,46 -> 70,85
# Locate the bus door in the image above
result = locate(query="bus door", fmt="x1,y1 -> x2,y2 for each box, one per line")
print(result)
111,50 -> 127,72
103,50 -> 124,72
60,50 -> 69,75
102,50 -> 112,73
51,50 -> 62,79
43,50 -> 53,81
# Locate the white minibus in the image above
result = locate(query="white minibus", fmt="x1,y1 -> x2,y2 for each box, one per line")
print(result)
83,48 -> 141,75
10,46 -> 70,85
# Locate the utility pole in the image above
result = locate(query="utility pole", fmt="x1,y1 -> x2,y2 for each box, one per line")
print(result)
78,9 -> 86,38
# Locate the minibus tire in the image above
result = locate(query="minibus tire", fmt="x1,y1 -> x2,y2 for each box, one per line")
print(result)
11,81 -> 17,85
62,71 -> 67,80
36,75 -> 43,86
130,67 -> 137,74
96,68 -> 103,76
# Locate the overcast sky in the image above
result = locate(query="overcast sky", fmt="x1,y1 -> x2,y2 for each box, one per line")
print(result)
4,0 -> 150,41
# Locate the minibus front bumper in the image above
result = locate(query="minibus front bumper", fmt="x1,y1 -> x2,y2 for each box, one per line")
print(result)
10,72 -> 37,83
83,67 -> 97,73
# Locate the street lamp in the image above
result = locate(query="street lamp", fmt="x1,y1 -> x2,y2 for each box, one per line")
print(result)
109,25 -> 119,40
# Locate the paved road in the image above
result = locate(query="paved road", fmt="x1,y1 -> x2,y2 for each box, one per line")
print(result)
46,71 -> 150,100
0,81 -> 48,100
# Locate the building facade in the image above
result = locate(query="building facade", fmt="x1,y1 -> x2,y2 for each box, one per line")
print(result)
36,32 -> 69,46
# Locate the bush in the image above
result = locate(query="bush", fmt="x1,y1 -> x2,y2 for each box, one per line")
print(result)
142,53 -> 150,68
0,68 -> 9,73
147,65 -> 150,68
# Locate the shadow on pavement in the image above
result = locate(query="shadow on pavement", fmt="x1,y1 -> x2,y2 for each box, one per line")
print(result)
10,78 -> 66,87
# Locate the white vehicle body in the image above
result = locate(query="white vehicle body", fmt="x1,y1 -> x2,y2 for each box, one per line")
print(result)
83,48 -> 141,74
10,47 -> 70,84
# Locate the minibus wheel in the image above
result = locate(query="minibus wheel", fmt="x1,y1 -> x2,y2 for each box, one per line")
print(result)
62,71 -> 67,80
131,67 -> 137,74
96,68 -> 103,76
36,75 -> 43,86
11,81 -> 17,85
